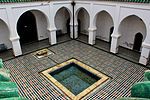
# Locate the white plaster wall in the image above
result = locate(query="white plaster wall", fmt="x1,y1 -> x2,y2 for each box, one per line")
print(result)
0,20 -> 12,49
119,7 -> 149,27
0,8 -> 9,26
96,11 -> 113,42
74,3 -> 91,24
78,9 -> 89,35
119,16 -> 146,50
32,11 -> 48,40
92,4 -> 115,28
11,3 -> 50,25
9,2 -> 50,42
0,8 -> 11,49
118,6 -> 150,44
50,1 -> 72,29
55,8 -> 70,33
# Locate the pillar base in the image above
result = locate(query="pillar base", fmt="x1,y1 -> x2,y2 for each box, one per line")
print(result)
48,28 -> 57,45
10,37 -> 22,57
110,34 -> 121,53
74,24 -> 78,39
139,42 -> 150,65
70,24 -> 78,39
88,27 -> 96,45
139,56 -> 148,65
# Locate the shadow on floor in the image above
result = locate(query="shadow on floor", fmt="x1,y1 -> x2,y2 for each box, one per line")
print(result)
21,39 -> 50,54
76,34 -> 143,65
118,46 -> 140,63
0,34 -> 72,61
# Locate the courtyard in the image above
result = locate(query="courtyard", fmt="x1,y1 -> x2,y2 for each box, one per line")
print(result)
2,39 -> 149,99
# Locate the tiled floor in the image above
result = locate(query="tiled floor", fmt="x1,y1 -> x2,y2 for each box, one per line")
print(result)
77,34 -> 141,64
0,49 -> 14,61
0,34 -> 71,61
3,40 -> 148,100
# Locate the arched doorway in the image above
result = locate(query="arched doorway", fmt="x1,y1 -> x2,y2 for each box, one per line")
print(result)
109,26 -> 114,43
17,11 -> 38,44
0,19 -> 11,49
118,15 -> 146,50
0,19 -> 13,60
94,11 -> 114,51
95,11 -> 114,43
118,15 -> 146,63
133,33 -> 143,51
55,7 -> 71,42
17,10 -> 49,54
77,8 -> 90,43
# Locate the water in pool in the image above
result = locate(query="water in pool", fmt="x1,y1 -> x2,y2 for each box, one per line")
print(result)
50,63 -> 100,95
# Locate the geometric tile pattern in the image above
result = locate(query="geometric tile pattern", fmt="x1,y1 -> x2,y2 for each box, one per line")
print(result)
3,40 -> 148,99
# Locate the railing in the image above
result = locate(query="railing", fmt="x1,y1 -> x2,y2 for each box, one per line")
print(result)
0,0 -> 149,3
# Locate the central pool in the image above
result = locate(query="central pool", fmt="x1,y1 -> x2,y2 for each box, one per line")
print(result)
50,63 -> 100,95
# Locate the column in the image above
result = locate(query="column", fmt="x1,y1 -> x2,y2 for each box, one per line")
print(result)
74,24 -> 78,39
47,28 -> 57,45
88,3 -> 96,45
70,23 -> 78,39
70,24 -> 74,39
48,3 -> 57,45
6,7 -> 22,56
110,5 -> 121,54
139,21 -> 150,65
88,27 -> 96,45
139,42 -> 150,65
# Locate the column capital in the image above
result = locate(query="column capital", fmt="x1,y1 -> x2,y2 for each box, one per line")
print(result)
47,28 -> 57,32
70,23 -> 78,27
142,42 -> 150,49
10,36 -> 20,41
111,34 -> 121,39
88,27 -> 97,32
